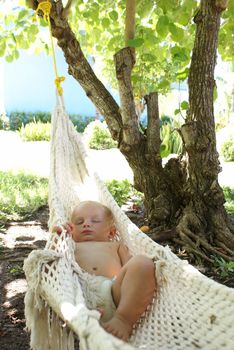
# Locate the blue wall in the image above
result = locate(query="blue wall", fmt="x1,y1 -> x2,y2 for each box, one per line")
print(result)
4,49 -> 96,116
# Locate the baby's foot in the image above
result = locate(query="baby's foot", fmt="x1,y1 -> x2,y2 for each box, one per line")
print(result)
102,313 -> 132,341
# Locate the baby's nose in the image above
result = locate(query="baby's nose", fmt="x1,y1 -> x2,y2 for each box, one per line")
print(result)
83,219 -> 91,226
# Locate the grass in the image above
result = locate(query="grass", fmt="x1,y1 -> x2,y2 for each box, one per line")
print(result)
0,170 -> 48,223
0,169 -> 233,225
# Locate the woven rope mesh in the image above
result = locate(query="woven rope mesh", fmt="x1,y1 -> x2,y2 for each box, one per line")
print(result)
24,96 -> 234,350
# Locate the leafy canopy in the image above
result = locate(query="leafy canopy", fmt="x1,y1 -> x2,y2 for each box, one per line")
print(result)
1,0 -> 233,98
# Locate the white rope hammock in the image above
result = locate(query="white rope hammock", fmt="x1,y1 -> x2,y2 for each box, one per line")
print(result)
24,95 -> 234,350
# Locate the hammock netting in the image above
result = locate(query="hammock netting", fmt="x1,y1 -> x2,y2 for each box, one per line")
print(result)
24,95 -> 234,350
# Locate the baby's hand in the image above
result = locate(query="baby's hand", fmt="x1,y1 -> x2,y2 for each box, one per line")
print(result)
52,222 -> 73,235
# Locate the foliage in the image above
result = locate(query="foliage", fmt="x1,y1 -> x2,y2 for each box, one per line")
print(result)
9,264 -> 24,277
0,1 -> 42,62
0,170 -> 48,222
218,1 -> 234,68
2,2 -> 234,112
105,179 -> 143,207
8,111 -> 51,130
105,179 -> 132,206
160,123 -> 182,158
220,136 -> 234,162
70,0 -> 197,99
1,1 -> 234,99
70,114 -> 96,132
8,111 -> 94,132
19,120 -> 51,141
160,115 -> 173,126
213,256 -> 234,278
223,186 -> 234,214
0,113 -> 10,130
84,120 -> 117,149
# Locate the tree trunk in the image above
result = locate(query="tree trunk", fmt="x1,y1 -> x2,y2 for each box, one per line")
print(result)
177,0 -> 234,259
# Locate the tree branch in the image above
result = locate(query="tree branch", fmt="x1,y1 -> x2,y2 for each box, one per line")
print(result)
145,92 -> 161,156
32,1 -> 123,141
114,47 -> 140,145
125,0 -> 136,45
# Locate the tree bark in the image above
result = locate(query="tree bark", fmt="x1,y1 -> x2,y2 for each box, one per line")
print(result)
178,0 -> 234,255
125,0 -> 136,44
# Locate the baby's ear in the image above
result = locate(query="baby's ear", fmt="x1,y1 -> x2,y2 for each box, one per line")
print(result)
70,223 -> 75,231
108,225 -> 117,240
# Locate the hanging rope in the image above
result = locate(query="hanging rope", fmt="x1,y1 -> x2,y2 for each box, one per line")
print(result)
35,0 -> 65,95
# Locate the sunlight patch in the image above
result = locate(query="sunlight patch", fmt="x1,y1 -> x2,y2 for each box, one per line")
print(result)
4,279 -> 27,300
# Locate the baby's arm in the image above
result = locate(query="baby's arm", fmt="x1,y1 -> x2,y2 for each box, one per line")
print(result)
118,243 -> 132,266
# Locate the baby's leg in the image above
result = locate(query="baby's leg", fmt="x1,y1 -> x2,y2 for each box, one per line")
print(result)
102,255 -> 156,341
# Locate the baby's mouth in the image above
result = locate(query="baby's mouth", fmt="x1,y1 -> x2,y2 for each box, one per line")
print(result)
82,230 -> 93,234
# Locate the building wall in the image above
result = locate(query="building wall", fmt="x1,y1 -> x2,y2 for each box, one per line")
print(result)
1,49 -> 96,116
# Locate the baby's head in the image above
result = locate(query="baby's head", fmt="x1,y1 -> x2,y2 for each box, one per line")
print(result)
70,201 -> 116,242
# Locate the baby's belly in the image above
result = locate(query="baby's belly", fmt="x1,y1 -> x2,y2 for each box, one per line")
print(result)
77,257 -> 122,278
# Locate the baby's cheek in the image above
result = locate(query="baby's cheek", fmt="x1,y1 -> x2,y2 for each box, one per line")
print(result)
72,230 -> 80,241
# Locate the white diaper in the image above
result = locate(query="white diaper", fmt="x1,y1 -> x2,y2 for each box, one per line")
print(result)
82,274 -> 116,322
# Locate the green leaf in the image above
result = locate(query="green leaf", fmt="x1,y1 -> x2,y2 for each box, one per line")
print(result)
18,9 -> 28,21
13,50 -> 20,60
128,38 -> 144,48
171,46 -> 189,62
96,45 -> 102,51
131,74 -> 139,83
213,85 -> 217,101
30,25 -> 39,35
83,12 -> 90,18
39,18 -> 48,27
158,79 -> 170,90
145,34 -> 159,46
5,55 -> 14,63
177,11 -> 191,26
156,16 -> 169,38
102,18 -> 110,28
160,144 -> 170,158
109,10 -> 118,21
180,101 -> 189,110
169,23 -> 184,42
0,41 -> 6,57
142,53 -> 156,61
174,109 -> 180,115
11,33 -> 17,43
176,68 -> 189,80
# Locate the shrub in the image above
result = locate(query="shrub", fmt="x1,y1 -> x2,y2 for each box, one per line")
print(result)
221,137 -> 234,162
19,121 -> 51,141
160,115 -> 173,126
105,179 -> 132,206
160,123 -> 182,158
8,111 -> 51,131
213,256 -> 234,278
8,111 -> 95,132
0,171 -> 48,222
105,179 -> 143,207
0,113 -> 9,130
84,120 -> 117,150
223,186 -> 234,214
70,115 -> 96,132
9,111 -> 27,130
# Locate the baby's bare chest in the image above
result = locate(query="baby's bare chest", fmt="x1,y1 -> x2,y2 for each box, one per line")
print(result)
75,242 -> 121,277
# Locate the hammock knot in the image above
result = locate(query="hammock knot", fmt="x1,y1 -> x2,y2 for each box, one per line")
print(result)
55,76 -> 66,95
35,0 -> 52,21
153,259 -> 168,285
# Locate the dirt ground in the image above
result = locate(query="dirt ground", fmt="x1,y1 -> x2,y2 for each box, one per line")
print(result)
0,206 -> 234,350
0,207 -> 49,350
